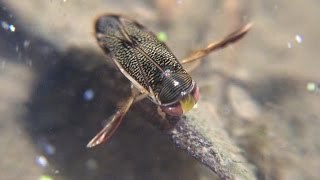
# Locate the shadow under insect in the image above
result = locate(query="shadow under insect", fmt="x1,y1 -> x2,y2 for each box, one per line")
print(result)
24,45 -> 206,179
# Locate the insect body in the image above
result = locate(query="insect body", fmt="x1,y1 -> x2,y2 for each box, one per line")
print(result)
87,14 -> 251,148
95,15 -> 199,116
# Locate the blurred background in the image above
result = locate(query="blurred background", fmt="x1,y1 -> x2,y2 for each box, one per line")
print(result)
0,0 -> 319,179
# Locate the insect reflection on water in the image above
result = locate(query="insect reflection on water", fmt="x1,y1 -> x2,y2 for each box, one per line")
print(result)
87,14 -> 251,148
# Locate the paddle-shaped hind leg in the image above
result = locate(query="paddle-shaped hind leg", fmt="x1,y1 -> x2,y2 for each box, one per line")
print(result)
181,23 -> 252,66
87,87 -> 140,148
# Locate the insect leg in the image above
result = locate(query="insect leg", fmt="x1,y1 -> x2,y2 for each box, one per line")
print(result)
86,87 -> 140,148
180,23 -> 252,65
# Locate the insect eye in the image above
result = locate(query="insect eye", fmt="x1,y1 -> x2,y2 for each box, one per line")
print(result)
161,103 -> 183,117
160,83 -> 200,117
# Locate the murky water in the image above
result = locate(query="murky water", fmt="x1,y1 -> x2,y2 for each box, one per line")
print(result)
0,1 -> 319,179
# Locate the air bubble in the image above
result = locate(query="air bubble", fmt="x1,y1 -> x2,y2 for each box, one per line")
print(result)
84,89 -> 95,101
36,155 -> 48,168
1,20 -> 16,32
295,35 -> 303,43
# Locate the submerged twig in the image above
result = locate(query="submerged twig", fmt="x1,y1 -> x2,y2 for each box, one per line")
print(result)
167,102 -> 256,179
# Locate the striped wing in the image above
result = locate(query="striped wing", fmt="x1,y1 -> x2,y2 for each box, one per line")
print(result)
95,15 -> 193,104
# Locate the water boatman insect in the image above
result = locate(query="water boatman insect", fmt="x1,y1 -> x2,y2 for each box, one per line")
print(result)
87,14 -> 252,148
